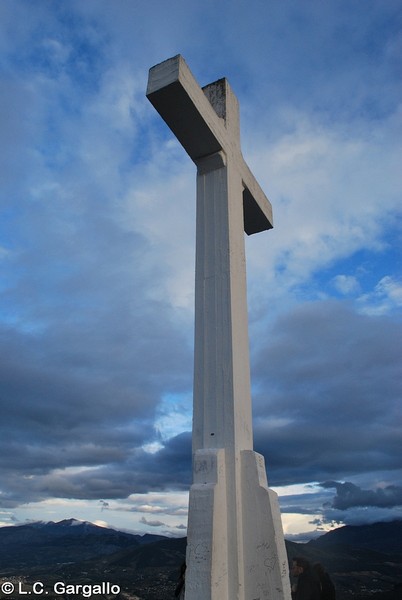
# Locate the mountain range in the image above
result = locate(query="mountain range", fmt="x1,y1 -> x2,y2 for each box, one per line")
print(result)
0,518 -> 165,571
0,518 -> 401,599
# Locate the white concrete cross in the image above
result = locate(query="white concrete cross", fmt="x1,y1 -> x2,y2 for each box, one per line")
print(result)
147,55 -> 290,600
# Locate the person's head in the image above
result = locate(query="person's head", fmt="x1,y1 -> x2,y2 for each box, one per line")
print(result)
313,563 -> 325,576
291,557 -> 311,577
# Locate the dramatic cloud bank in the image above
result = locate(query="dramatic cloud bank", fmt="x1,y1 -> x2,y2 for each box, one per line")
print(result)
0,1 -> 401,536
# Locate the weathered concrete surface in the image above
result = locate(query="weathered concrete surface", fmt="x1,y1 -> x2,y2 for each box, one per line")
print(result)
147,55 -> 291,600
241,450 -> 290,599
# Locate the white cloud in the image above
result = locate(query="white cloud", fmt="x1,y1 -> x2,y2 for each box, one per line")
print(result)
140,516 -> 165,527
154,393 -> 192,441
358,275 -> 402,315
331,275 -> 361,295
242,107 -> 402,324
376,276 -> 402,305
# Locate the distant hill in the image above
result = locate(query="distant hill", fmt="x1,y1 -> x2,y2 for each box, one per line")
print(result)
287,521 -> 402,600
0,518 -> 163,571
307,520 -> 402,556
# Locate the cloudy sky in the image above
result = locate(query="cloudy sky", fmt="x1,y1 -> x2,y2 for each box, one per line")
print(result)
0,1 -> 401,541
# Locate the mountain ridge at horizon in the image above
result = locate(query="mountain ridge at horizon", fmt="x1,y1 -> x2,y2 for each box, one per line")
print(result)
1,518 -> 401,599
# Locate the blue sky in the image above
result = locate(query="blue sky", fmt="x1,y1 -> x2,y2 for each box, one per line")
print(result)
0,0 -> 401,541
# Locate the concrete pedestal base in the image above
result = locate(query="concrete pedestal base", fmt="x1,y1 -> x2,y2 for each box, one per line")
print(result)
186,449 -> 229,599
185,449 -> 291,600
241,450 -> 291,600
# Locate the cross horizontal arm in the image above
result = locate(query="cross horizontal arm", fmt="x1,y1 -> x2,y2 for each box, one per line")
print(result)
147,55 -> 226,161
241,162 -> 273,234
146,55 -> 273,234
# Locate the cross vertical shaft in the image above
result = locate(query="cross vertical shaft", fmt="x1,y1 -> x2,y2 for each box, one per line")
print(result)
193,146 -> 251,599
193,118 -> 252,454
147,55 -> 291,600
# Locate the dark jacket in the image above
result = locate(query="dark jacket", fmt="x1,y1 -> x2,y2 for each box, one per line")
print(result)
294,569 -> 321,600
317,571 -> 336,600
